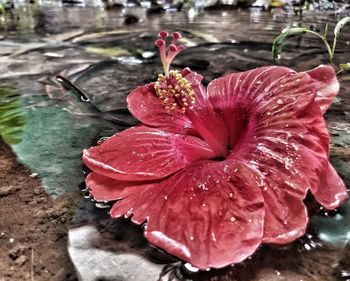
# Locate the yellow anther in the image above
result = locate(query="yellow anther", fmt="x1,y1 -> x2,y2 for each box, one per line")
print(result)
154,70 -> 196,113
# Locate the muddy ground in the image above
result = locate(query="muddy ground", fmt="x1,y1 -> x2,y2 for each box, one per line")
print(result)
0,139 -> 77,281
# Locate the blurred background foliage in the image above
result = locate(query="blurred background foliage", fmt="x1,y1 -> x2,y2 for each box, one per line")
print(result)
0,86 -> 25,144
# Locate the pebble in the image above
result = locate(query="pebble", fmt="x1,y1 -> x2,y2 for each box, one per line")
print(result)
15,255 -> 28,266
0,186 -> 18,197
29,173 -> 38,178
9,243 -> 28,259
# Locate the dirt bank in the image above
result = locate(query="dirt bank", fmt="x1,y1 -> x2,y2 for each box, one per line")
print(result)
0,139 -> 77,281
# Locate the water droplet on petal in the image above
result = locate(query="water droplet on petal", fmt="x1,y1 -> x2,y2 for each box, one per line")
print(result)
228,192 -> 234,198
223,165 -> 229,173
184,263 -> 199,273
190,236 -> 194,241
276,98 -> 283,105
230,216 -> 236,222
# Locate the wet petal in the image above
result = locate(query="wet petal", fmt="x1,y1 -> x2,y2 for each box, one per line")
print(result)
127,84 -> 197,135
300,102 -> 348,209
210,67 -> 336,242
109,161 -> 265,269
244,120 -> 327,242
251,165 -> 309,244
127,69 -> 206,135
207,66 -> 316,148
86,172 -> 144,202
262,190 -> 308,244
314,163 -> 348,210
248,106 -> 343,242
83,126 -> 215,181
306,65 -> 339,113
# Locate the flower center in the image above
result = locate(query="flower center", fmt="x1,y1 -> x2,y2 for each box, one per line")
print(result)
154,32 -> 196,114
154,70 -> 196,113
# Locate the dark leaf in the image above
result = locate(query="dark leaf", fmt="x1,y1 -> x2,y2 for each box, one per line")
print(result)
272,26 -> 307,63
334,17 -> 350,40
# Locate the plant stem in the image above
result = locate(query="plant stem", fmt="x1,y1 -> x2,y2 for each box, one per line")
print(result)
331,38 -> 337,60
336,68 -> 344,75
305,30 -> 333,64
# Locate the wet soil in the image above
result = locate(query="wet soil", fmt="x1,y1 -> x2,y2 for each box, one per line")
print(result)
0,139 -> 77,281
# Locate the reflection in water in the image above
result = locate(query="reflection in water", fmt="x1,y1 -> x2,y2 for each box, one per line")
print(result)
0,2 -> 349,281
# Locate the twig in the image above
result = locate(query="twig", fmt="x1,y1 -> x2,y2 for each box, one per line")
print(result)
31,248 -> 34,281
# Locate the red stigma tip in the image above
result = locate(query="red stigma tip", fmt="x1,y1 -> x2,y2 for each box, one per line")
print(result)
156,31 -> 186,77
155,39 -> 165,47
159,31 -> 169,38
169,44 -> 177,52
172,32 -> 181,39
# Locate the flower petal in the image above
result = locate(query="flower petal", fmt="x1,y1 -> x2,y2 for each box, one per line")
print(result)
126,69 -> 206,135
306,65 -> 339,113
127,84 -> 197,135
210,66 -> 336,243
253,165 -> 309,244
262,190 -> 308,244
314,163 -> 348,210
299,102 -> 348,209
109,161 -> 265,269
245,120 -> 326,243
207,66 -> 317,148
86,172 -> 141,202
83,126 -> 216,181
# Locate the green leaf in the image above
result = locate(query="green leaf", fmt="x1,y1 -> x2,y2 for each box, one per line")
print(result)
272,26 -> 307,63
0,86 -> 26,144
334,17 -> 350,39
339,63 -> 350,71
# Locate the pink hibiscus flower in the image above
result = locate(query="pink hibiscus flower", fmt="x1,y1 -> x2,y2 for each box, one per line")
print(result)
82,32 -> 348,269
